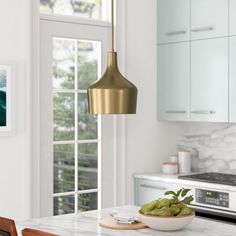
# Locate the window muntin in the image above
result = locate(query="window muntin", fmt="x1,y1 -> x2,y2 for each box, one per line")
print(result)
40,0 -> 109,21
53,37 -> 101,215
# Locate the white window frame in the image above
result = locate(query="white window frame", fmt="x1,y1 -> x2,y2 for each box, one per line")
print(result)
52,37 -> 103,214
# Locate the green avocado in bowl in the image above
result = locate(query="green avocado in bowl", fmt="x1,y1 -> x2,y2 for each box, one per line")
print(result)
139,188 -> 195,231
140,188 -> 193,217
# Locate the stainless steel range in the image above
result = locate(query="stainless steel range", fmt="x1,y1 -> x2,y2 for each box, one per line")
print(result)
178,173 -> 236,221
179,172 -> 236,186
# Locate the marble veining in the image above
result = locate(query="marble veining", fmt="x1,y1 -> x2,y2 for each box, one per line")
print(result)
16,206 -> 236,236
177,123 -> 236,172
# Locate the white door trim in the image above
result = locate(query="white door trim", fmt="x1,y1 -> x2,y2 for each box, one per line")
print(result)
31,0 -> 41,218
31,0 -> 128,217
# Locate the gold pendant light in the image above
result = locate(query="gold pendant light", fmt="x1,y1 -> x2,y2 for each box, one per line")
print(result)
87,0 -> 138,114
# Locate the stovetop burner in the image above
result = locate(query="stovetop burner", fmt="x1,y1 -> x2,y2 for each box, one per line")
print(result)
178,172 -> 236,186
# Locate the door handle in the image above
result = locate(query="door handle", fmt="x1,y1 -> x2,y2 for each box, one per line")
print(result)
191,110 -> 216,115
191,26 -> 214,33
166,110 -> 186,114
140,184 -> 166,190
166,30 -> 186,36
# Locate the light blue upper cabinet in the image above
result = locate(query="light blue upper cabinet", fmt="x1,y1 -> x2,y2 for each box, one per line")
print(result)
157,0 -> 190,44
191,38 -> 228,122
157,42 -> 190,121
229,37 -> 236,122
229,0 -> 236,36
191,0 -> 228,40
157,0 -> 231,123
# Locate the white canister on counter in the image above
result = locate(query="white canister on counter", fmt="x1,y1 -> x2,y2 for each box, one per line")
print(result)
178,151 -> 191,173
162,162 -> 179,174
169,155 -> 178,163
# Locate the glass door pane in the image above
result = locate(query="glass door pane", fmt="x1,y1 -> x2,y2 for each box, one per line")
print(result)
78,192 -> 98,212
54,195 -> 75,215
78,143 -> 98,190
40,0 -> 109,21
54,144 -> 75,193
52,37 -> 101,215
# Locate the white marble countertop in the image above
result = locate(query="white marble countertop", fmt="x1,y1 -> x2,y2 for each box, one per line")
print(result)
134,172 -> 236,192
16,206 -> 236,236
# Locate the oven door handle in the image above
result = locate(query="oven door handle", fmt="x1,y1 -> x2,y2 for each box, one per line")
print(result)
190,204 -> 236,216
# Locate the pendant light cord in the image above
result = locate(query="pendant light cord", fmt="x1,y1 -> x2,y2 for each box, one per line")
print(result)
111,0 -> 114,52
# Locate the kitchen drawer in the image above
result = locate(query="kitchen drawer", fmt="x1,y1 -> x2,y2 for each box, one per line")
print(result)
134,178 -> 180,206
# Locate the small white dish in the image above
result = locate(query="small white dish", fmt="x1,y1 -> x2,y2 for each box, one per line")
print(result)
162,162 -> 179,174
139,211 -> 195,231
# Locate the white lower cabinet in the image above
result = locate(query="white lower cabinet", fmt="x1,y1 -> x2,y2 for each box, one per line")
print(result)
157,42 -> 190,121
191,38 -> 228,122
230,37 -> 236,122
134,178 -> 179,206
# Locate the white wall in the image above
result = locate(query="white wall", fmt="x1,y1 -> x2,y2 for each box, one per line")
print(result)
0,0 -> 31,220
124,0 -> 180,204
0,0 -> 179,219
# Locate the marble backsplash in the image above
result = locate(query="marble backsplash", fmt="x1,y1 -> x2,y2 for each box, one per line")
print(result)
177,123 -> 236,172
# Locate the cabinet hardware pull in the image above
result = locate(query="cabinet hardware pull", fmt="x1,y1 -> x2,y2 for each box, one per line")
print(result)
191,26 -> 214,33
191,110 -> 216,115
140,184 -> 166,190
166,30 -> 186,36
166,110 -> 186,114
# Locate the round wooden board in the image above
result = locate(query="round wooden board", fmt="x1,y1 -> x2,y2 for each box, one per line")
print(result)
99,216 -> 147,230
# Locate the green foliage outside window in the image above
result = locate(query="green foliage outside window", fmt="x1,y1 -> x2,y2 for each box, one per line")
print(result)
40,0 -> 103,20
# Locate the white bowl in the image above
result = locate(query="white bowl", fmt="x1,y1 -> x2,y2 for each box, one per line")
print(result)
139,211 -> 195,231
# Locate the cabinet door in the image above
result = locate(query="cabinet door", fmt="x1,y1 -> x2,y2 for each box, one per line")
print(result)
230,0 -> 236,36
191,38 -> 228,122
229,37 -> 236,122
157,42 -> 190,121
191,0 -> 228,40
157,0 -> 190,44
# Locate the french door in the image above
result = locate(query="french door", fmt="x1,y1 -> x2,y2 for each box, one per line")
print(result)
39,18 -> 116,216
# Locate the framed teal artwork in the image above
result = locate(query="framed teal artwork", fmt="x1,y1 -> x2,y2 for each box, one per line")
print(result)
0,65 -> 12,132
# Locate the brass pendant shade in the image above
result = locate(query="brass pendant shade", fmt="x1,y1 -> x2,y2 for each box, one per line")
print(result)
87,0 -> 138,115
88,51 -> 137,114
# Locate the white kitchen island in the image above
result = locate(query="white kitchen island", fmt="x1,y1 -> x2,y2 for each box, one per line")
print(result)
16,206 -> 236,236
